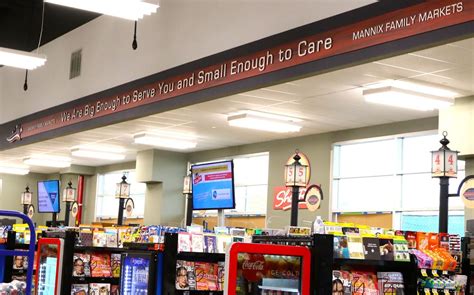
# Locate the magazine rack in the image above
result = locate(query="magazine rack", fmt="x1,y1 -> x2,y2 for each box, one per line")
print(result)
162,232 -> 225,294
0,210 -> 36,294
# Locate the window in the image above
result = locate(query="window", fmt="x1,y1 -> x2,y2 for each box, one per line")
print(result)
95,170 -> 146,219
332,133 -> 465,233
196,153 -> 269,216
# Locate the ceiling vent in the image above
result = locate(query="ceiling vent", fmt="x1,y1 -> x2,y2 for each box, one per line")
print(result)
69,49 -> 82,79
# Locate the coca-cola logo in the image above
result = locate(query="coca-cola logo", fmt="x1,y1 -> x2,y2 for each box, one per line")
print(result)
273,187 -> 307,210
241,254 -> 266,282
242,260 -> 265,271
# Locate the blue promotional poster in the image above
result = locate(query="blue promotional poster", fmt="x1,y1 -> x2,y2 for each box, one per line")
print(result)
37,180 -> 60,213
121,256 -> 151,294
191,161 -> 235,210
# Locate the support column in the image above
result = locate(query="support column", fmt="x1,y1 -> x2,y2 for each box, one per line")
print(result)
136,149 -> 187,226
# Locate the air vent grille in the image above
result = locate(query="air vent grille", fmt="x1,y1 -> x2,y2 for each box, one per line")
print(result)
69,49 -> 82,79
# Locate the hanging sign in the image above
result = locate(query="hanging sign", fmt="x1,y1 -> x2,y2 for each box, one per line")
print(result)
6,0 -> 472,145
304,184 -> 323,211
27,205 -> 34,219
124,198 -> 134,218
71,202 -> 79,218
461,178 -> 474,208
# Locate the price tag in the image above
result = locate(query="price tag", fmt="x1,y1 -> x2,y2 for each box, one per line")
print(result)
421,269 -> 428,277
432,289 -> 438,295
424,288 -> 430,295
444,290 -> 450,295
432,269 -> 439,277
442,270 -> 448,275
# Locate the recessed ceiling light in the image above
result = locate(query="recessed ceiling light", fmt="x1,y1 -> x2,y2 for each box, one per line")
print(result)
23,155 -> 71,168
71,147 -> 126,160
44,0 -> 159,20
362,81 -> 455,111
0,165 -> 30,175
134,132 -> 197,150
227,110 -> 302,133
0,47 -> 47,70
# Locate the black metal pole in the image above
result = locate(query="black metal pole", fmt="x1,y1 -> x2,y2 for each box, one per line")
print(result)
23,204 -> 28,215
290,186 -> 300,226
439,177 -> 450,233
186,194 -> 193,226
117,198 -> 125,226
64,201 -> 71,226
52,213 -> 57,227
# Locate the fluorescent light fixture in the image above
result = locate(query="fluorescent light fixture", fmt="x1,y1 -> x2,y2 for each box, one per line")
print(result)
134,132 -> 197,150
227,110 -> 302,133
0,47 -> 47,70
24,156 -> 71,168
363,86 -> 455,111
45,0 -> 159,20
0,166 -> 30,175
71,147 -> 126,160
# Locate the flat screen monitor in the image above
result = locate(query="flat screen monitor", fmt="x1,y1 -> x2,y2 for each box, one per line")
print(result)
191,160 -> 235,210
37,180 -> 60,213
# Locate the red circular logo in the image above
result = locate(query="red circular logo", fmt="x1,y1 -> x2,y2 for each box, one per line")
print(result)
241,254 -> 266,282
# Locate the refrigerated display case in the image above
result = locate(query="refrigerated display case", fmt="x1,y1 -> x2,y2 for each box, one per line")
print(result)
224,243 -> 311,295
121,252 -> 157,294
35,238 -> 64,295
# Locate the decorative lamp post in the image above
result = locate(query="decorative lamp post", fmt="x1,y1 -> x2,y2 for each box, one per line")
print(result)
431,131 -> 459,233
21,186 -> 33,215
116,174 -> 131,226
285,150 -> 308,226
183,173 -> 193,226
63,181 -> 77,226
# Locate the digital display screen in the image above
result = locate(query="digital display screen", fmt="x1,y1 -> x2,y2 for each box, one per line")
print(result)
121,255 -> 151,294
37,244 -> 59,295
191,161 -> 235,210
235,253 -> 302,294
37,180 -> 60,213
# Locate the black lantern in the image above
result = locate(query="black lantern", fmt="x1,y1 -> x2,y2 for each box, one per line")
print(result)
183,174 -> 193,226
116,174 -> 132,226
63,181 -> 77,226
430,132 -> 459,233
431,131 -> 459,178
284,151 -> 309,226
20,186 -> 33,216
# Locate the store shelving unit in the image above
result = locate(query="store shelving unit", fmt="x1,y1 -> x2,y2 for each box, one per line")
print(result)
63,235 -> 164,295
0,210 -> 36,294
3,230 -> 37,284
252,234 -> 418,294
162,233 -> 225,295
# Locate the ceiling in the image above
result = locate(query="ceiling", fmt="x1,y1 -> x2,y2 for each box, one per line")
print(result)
0,0 -> 98,51
0,37 -> 472,173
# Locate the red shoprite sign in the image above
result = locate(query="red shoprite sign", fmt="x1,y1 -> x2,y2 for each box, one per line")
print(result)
6,0 -> 474,142
273,186 -> 308,211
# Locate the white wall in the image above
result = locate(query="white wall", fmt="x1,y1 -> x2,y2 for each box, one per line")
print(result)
0,0 -> 375,124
